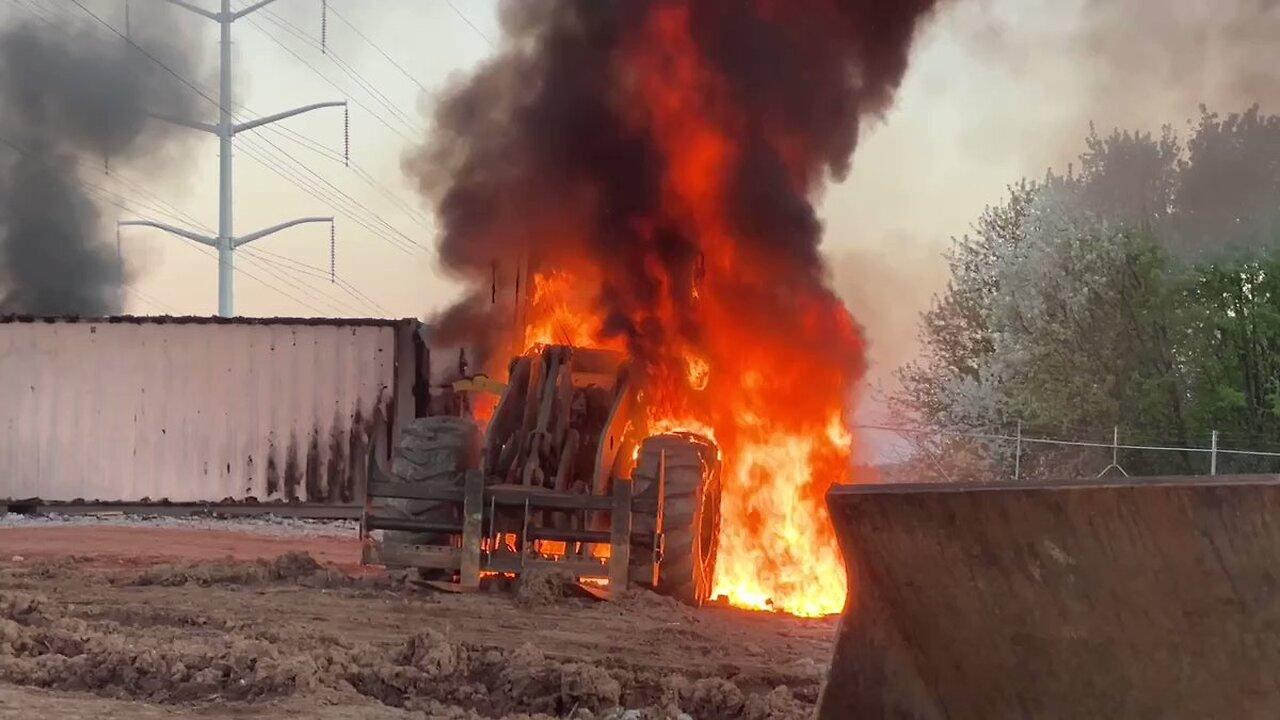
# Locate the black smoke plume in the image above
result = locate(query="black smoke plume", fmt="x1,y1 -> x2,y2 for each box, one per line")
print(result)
407,0 -> 939,370
0,12 -> 202,315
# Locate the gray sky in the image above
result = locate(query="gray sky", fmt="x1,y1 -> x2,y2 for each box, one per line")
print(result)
9,0 -> 1280,424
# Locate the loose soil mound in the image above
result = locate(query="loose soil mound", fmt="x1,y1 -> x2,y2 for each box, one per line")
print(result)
0,585 -> 811,719
513,567 -> 578,608
0,541 -> 831,719
116,552 -> 372,589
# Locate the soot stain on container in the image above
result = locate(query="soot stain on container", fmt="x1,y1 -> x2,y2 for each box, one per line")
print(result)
266,435 -> 280,497
327,406 -> 347,504
244,454 -> 254,495
304,427 -> 323,502
284,432 -> 301,501
345,405 -> 368,504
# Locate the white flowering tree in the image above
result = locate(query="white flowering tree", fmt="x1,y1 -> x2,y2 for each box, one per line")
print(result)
897,107 -> 1280,482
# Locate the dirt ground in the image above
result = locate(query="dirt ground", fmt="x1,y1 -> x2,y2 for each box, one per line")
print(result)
0,517 -> 836,719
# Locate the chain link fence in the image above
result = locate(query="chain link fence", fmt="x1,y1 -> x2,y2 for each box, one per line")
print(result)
858,423 -> 1280,483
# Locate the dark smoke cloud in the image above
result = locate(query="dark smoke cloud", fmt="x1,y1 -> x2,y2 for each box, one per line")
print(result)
407,0 -> 939,370
0,12 -> 202,316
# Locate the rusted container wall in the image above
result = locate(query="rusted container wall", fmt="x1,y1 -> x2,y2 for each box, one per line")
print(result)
0,317 -> 411,504
819,475 -> 1280,720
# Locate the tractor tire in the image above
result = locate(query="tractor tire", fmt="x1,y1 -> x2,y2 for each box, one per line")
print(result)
634,433 -> 722,605
385,416 -> 481,548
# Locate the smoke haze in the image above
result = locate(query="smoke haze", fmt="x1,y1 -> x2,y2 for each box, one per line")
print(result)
828,0 -> 1280,432
0,12 -> 202,315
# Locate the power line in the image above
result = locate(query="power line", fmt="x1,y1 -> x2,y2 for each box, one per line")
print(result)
349,162 -> 431,227
255,1 -> 423,131
325,48 -> 418,132
122,284 -> 179,314
70,0 -> 382,317
103,168 -> 212,233
315,31 -> 419,131
187,97 -> 426,256
61,0 -> 413,314
87,184 -> 332,315
228,113 -> 426,250
87,178 -> 194,230
0,7 -> 365,319
15,0 -> 394,317
327,2 -> 428,94
235,120 -> 424,248
243,245 -> 389,314
225,94 -> 430,233
123,4 -> 431,254
248,246 -> 390,314
0,126 -> 341,317
174,5 -> 429,246
82,185 -> 331,315
241,98 -> 431,229
94,144 -> 388,316
444,0 -> 494,48
260,126 -> 435,233
7,0 -> 58,27
234,134 -> 425,256
242,5 -> 420,142
235,247 -> 364,315
261,121 -> 345,162
66,0 -> 220,109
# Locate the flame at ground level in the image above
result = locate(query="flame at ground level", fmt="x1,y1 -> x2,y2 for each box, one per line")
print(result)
518,275 -> 854,617
714,429 -> 849,617
647,413 -> 849,617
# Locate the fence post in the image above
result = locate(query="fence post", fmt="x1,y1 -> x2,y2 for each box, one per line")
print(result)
1014,420 -> 1022,482
1112,426 -> 1119,469
1210,430 -> 1218,475
1093,426 -> 1128,478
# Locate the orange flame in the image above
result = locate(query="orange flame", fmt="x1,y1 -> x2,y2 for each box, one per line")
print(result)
504,5 -> 861,618
625,5 -> 857,617
520,271 -> 855,617
524,270 -> 626,352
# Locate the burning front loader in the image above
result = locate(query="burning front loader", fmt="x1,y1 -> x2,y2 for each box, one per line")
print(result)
361,344 -> 722,603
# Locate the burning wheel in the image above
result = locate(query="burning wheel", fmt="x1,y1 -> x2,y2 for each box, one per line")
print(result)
635,433 -> 722,605
386,416 -> 481,546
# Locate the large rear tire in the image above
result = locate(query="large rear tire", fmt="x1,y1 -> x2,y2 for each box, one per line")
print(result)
633,433 -> 722,605
385,416 -> 481,547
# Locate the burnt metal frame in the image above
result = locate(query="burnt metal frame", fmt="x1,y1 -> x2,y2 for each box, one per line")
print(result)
360,447 -> 666,594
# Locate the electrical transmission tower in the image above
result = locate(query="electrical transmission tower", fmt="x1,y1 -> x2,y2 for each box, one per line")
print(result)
120,0 -> 346,317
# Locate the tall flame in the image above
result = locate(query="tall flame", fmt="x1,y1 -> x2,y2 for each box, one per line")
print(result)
523,261 -> 857,616
413,0 -> 938,617
629,4 -> 861,617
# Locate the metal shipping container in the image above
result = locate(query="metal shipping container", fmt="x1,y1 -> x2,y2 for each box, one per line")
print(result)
0,316 -> 425,505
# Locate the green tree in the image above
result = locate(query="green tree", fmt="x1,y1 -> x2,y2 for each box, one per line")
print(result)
1174,107 -> 1280,257
897,184 -> 1192,480
1183,253 -> 1280,470
897,106 -> 1280,481
1072,124 -> 1180,232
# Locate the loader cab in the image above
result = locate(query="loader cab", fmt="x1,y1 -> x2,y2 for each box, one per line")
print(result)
481,344 -> 636,494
